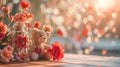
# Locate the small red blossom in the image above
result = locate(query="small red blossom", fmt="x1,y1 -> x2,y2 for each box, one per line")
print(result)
99,29 -> 104,36
24,11 -> 33,18
20,0 -> 30,9
51,41 -> 64,61
14,35 -> 28,49
0,22 -> 7,40
34,21 -> 41,28
13,12 -> 33,22
2,6 -> 11,14
82,29 -> 88,37
14,13 -> 27,22
56,28 -> 64,36
43,25 -> 53,33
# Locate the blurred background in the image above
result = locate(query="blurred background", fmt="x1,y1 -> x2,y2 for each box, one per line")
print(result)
2,0 -> 120,56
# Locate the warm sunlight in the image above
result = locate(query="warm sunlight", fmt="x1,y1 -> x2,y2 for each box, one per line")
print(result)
95,0 -> 115,11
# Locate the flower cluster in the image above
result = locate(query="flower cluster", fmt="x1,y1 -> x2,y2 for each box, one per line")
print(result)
12,11 -> 33,22
0,0 -> 64,63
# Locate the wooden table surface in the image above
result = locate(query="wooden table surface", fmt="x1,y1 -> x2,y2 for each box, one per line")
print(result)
0,54 -> 120,67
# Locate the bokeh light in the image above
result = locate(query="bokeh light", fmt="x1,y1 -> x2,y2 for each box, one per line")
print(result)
5,0 -> 120,56
95,0 -> 115,12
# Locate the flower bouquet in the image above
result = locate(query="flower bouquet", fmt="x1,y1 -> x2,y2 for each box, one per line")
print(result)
0,0 -> 64,63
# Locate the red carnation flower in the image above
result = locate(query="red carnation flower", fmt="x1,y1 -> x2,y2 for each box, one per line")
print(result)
0,22 -> 7,40
20,0 -> 30,9
14,35 -> 28,49
51,41 -> 64,61
56,28 -> 64,36
34,21 -> 41,28
43,25 -> 53,33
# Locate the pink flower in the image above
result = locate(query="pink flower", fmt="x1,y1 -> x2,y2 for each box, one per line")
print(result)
0,22 -> 7,40
2,6 -> 11,14
43,25 -> 53,33
34,21 -> 41,28
14,35 -> 28,49
20,0 -> 30,9
16,50 -> 30,61
0,45 -> 13,63
51,41 -> 64,61
2,47 -> 13,59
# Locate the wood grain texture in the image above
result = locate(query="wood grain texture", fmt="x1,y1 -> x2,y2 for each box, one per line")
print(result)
0,53 -> 120,67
